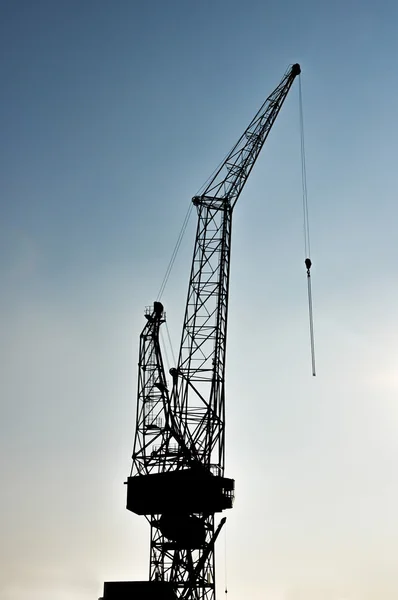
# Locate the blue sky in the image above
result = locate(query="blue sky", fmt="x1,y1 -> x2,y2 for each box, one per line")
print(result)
1,1 -> 398,599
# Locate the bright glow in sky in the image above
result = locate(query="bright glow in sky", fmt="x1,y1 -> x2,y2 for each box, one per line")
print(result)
1,1 -> 398,599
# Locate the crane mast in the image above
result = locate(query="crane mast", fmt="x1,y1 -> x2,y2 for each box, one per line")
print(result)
101,63 -> 301,600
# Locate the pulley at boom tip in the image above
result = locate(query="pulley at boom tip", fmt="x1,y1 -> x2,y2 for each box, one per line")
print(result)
292,63 -> 301,76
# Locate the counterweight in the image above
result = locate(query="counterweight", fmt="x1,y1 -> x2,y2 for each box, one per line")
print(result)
101,63 -> 301,600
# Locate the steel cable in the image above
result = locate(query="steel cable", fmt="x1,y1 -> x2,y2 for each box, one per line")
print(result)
299,76 -> 316,376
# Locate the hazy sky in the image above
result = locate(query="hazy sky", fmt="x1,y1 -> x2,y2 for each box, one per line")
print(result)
1,1 -> 398,599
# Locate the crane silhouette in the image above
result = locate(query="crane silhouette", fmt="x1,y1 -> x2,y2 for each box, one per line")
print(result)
101,63 -> 301,600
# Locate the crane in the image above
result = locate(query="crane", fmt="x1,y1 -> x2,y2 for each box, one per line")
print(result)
101,62 -> 301,600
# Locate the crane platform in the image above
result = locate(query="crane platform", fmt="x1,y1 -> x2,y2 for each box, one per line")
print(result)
126,469 -> 234,515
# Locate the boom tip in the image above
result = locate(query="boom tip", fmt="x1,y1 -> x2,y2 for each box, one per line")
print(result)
292,63 -> 301,76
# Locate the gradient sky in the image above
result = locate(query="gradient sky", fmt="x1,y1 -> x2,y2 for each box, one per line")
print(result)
1,1 -> 398,599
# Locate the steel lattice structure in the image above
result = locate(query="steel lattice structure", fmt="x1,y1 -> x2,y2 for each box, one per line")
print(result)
101,63 -> 300,600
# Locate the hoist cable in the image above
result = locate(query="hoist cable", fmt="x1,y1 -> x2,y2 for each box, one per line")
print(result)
299,77 -> 316,377
157,203 -> 193,301
299,76 -> 311,259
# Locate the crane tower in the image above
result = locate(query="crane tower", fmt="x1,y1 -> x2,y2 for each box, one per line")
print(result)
101,63 -> 301,600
